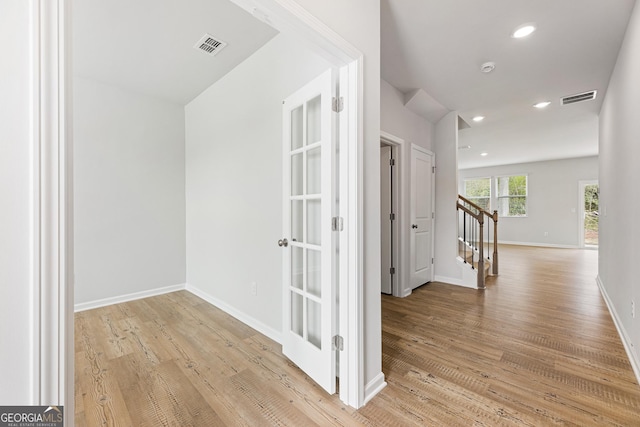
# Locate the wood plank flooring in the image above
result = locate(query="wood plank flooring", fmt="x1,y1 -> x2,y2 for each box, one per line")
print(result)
75,245 -> 640,426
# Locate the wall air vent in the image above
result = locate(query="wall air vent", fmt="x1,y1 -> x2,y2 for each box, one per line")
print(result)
194,34 -> 227,56
561,90 -> 597,105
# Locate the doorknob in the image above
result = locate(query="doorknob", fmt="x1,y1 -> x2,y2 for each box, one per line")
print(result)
412,224 -> 418,229
278,238 -> 289,247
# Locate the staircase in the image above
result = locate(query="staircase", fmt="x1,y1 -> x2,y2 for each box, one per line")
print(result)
457,195 -> 499,289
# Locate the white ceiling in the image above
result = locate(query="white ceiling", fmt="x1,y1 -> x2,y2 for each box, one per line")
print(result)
381,0 -> 636,169
73,0 -> 278,105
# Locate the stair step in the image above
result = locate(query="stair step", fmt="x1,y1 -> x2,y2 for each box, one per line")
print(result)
458,240 -> 494,279
459,252 -> 491,278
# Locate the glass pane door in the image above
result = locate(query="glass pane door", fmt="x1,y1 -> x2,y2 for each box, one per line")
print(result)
281,69 -> 336,394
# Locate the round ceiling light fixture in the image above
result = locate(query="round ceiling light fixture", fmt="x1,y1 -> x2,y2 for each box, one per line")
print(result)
472,116 -> 485,122
512,23 -> 536,39
480,61 -> 496,73
480,152 -> 489,157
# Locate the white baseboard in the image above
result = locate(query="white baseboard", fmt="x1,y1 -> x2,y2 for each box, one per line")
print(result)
499,240 -> 579,249
74,283 -> 186,312
596,275 -> 640,385
362,372 -> 386,406
186,284 -> 282,344
400,288 -> 412,298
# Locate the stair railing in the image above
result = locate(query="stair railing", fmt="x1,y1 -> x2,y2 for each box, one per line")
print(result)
456,195 -> 499,289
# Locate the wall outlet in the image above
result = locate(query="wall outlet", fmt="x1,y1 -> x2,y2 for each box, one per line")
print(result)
251,281 -> 257,296
544,231 -> 549,237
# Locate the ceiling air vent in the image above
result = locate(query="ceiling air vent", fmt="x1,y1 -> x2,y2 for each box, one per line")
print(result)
561,90 -> 597,106
194,34 -> 227,56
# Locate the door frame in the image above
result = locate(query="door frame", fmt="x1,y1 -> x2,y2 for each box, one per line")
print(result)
380,132 -> 406,297
41,0 -> 365,411
29,0 -> 74,408
379,144 -> 394,295
578,180 -> 599,249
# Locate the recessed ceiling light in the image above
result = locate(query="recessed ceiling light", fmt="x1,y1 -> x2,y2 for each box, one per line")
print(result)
472,116 -> 485,122
480,152 -> 489,157
533,101 -> 551,109
512,23 -> 536,39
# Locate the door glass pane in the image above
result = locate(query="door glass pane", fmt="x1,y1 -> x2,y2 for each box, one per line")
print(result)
291,105 -> 304,150
307,249 -> 321,298
307,300 -> 321,349
307,96 -> 321,145
307,199 -> 321,245
291,153 -> 303,196
291,247 -> 303,290
291,200 -> 303,243
307,147 -> 321,195
291,292 -> 303,337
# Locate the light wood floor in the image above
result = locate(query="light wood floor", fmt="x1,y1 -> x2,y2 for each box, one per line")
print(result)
75,245 -> 640,426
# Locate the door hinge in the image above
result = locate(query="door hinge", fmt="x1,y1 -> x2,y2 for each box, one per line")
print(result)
332,96 -> 344,113
333,335 -> 344,351
390,267 -> 395,275
390,213 -> 395,221
432,212 -> 435,219
331,216 -> 344,231
389,158 -> 395,166
432,166 -> 436,173
432,258 -> 434,264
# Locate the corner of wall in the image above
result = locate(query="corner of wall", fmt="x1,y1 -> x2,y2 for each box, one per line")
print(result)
362,372 -> 387,407
185,283 -> 283,345
596,275 -> 640,385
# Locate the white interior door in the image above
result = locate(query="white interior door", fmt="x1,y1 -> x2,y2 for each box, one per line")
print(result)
281,69 -> 336,394
410,145 -> 434,289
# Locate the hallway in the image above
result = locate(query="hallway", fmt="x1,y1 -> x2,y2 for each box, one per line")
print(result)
363,245 -> 639,425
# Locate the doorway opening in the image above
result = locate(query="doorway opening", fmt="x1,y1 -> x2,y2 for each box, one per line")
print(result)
380,132 -> 405,297
579,180 -> 599,248
380,142 -> 397,295
55,0 -> 365,413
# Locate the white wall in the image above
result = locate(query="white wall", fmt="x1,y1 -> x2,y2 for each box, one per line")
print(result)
185,34 -> 332,336
433,112 -> 468,284
74,77 -> 186,306
0,0 -> 35,404
381,79 -> 433,150
291,0 -> 383,394
599,1 -> 640,379
459,156 -> 598,247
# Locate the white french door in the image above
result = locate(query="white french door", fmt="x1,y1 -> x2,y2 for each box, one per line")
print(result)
281,69 -> 337,394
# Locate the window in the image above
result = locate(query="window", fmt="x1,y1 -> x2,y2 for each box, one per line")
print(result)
464,177 -> 491,211
496,175 -> 527,217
